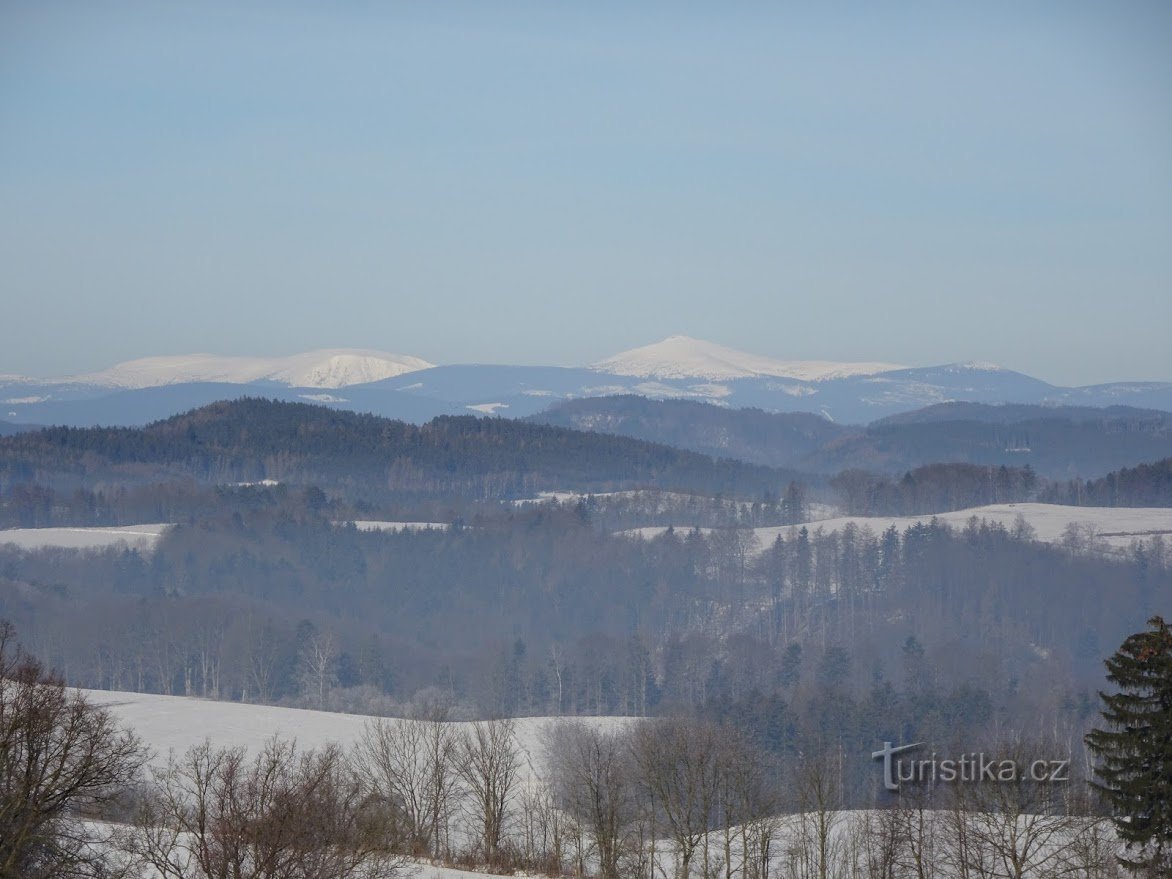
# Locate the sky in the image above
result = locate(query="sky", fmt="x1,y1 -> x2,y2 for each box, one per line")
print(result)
1,2 -> 1170,386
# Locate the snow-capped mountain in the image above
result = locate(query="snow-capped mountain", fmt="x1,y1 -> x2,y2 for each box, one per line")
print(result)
1,337 -> 1169,428
592,335 -> 904,381
60,349 -> 434,390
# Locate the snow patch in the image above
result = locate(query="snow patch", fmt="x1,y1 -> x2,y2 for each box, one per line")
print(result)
343,521 -> 450,533
0,524 -> 172,553
299,393 -> 349,403
466,402 -> 508,414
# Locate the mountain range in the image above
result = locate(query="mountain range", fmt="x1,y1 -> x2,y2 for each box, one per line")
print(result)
3,336 -> 1170,428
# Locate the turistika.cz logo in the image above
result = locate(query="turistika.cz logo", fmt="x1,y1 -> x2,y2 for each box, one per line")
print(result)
871,742 -> 1070,792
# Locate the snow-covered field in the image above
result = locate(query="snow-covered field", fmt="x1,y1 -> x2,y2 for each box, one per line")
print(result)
0,523 -> 172,553
622,502 -> 1172,556
82,690 -> 1119,878
84,689 -> 632,781
344,521 -> 451,533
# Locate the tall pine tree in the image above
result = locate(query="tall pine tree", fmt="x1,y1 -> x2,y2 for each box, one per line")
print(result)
1085,616 -> 1172,875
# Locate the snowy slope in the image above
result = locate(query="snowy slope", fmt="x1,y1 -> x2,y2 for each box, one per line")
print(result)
592,336 -> 903,381
63,349 -> 434,390
83,689 -> 633,782
0,524 -> 172,553
624,503 -> 1172,556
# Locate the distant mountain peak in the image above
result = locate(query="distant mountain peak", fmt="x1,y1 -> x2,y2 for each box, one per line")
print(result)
65,349 -> 434,390
961,360 -> 1005,371
592,336 -> 904,382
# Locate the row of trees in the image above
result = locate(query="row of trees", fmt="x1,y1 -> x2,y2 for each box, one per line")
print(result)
1042,457 -> 1172,508
828,463 -> 1038,517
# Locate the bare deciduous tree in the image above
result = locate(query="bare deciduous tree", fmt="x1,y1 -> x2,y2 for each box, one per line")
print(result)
631,717 -> 725,879
456,718 -> 521,866
128,737 -> 404,879
939,740 -> 1086,879
787,753 -> 846,879
0,621 -> 144,879
298,629 -> 338,709
355,694 -> 460,860
548,721 -> 636,879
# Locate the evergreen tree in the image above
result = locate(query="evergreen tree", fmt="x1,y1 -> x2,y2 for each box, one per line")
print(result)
1085,615 -> 1172,875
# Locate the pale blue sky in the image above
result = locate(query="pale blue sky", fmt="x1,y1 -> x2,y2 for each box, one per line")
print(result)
2,2 -> 1170,385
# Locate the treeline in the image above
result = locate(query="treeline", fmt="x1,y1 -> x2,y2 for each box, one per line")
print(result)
1042,457 -> 1172,507
0,398 -> 808,502
828,457 -> 1172,517
0,479 -> 811,533
0,478 -> 501,531
829,462 -> 1038,516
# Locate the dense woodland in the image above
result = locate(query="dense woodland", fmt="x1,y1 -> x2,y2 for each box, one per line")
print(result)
1041,457 -> 1172,507
0,398 -> 808,503
1,495 -> 1167,801
0,398 -> 1170,812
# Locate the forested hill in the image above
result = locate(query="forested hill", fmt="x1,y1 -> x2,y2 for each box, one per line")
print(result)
529,396 -> 1172,478
821,406 -> 1172,478
0,397 -> 805,500
530,396 -> 850,469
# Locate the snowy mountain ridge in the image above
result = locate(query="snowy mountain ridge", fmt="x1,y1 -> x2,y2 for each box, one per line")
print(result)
592,335 -> 905,381
60,349 -> 435,390
2,337 -> 1169,428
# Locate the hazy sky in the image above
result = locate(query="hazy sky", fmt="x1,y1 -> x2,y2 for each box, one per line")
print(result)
2,2 -> 1170,385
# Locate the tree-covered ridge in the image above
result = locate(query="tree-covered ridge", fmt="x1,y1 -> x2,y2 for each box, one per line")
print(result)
531,396 -> 849,469
0,398 -> 806,500
532,396 -> 1172,478
813,409 -> 1172,478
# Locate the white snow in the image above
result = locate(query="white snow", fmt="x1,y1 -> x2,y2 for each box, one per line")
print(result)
465,403 -> 508,414
623,503 -> 1172,556
343,521 -> 450,533
952,361 -> 1006,372
0,524 -> 173,553
298,393 -> 349,403
83,689 -> 633,781
593,336 -> 904,382
61,349 -> 434,390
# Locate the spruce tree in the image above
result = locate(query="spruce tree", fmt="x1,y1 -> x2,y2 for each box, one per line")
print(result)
1085,615 -> 1172,875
